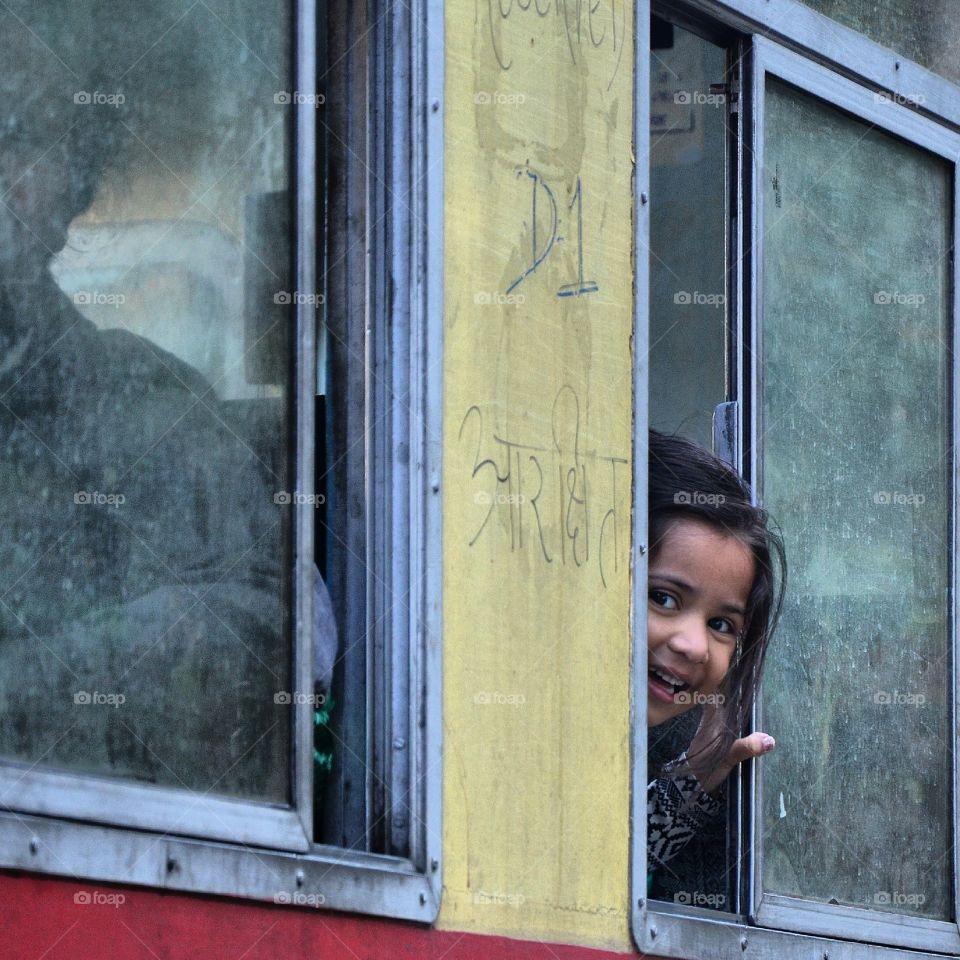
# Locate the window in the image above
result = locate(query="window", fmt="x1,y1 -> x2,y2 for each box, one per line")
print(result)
0,0 -> 442,920
636,1 -> 960,956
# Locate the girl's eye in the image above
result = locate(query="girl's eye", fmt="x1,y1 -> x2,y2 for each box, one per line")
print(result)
649,589 -> 678,610
708,617 -> 737,636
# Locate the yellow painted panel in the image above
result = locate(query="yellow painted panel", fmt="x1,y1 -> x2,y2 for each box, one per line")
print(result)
441,2 -> 635,950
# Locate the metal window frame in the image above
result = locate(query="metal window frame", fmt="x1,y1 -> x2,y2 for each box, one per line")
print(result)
0,0 -> 444,923
635,1 -> 960,957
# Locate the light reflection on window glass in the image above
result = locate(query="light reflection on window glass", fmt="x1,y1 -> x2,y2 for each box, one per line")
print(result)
0,1 -> 298,802
760,79 -> 951,920
648,16 -> 727,450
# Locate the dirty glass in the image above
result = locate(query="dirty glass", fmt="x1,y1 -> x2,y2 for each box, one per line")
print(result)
798,0 -> 960,89
760,79 -> 951,920
649,17 -> 728,449
0,2 -> 299,802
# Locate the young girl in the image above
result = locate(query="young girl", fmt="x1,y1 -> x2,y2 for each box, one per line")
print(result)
646,430 -> 786,889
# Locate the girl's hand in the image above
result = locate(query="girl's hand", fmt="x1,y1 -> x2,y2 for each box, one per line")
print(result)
683,705 -> 776,795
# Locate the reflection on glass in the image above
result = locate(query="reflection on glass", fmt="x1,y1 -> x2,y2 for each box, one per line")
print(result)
0,2 -> 296,802
799,0 -> 960,88
760,79 -> 951,919
649,17 -> 727,449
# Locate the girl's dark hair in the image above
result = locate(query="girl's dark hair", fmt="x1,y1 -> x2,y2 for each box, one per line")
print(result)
648,429 -> 786,775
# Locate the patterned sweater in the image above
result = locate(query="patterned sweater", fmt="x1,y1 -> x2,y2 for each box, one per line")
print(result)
647,753 -> 721,890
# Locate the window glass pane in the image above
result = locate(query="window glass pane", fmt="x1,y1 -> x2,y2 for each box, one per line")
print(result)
0,1 -> 293,802
649,18 -> 727,449
760,78 -> 951,920
648,18 -> 732,910
798,0 -> 960,89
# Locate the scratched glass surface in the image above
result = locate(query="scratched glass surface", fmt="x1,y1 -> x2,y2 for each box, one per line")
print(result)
0,2 -> 294,801
649,18 -> 727,449
798,0 -> 960,88
760,79 -> 951,919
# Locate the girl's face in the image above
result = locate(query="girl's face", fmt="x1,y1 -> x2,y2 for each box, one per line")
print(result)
647,518 -> 755,728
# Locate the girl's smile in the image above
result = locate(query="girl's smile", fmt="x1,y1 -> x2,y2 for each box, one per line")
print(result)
647,518 -> 755,727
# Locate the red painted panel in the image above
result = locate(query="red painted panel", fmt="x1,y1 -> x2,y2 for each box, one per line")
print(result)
0,872 -> 659,960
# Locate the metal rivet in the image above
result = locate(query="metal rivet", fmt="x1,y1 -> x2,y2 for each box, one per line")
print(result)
637,897 -> 645,908
432,100 -> 440,113
295,869 -> 305,887
166,857 -> 177,873
741,936 -> 748,950
393,737 -> 406,750
393,816 -> 405,829
649,925 -> 657,939
29,836 -> 39,855
894,61 -> 900,70
641,192 -> 649,205
639,544 -> 647,556
430,858 -> 439,872
419,892 -> 427,905
431,481 -> 440,493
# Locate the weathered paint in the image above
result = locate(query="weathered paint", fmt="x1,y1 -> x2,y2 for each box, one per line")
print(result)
442,0 -> 635,950
0,873 -> 659,959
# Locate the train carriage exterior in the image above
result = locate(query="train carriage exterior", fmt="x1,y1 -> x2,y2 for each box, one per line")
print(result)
0,1 -> 958,958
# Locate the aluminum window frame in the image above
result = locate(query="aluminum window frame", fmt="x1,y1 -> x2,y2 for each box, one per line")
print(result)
634,1 -> 960,957
0,0 -> 444,923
